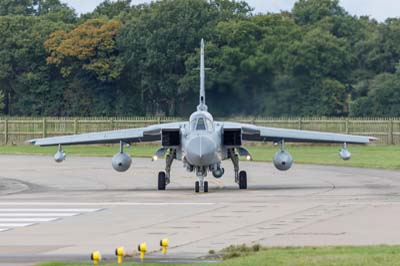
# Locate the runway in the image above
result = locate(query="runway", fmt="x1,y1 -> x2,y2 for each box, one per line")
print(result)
0,154 -> 399,265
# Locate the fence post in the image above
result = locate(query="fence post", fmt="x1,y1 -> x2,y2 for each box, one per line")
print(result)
110,118 -> 114,130
298,118 -> 303,130
42,118 -> 47,138
74,119 -> 78,135
389,119 -> 394,145
4,118 -> 8,145
157,117 -> 161,124
345,119 -> 349,134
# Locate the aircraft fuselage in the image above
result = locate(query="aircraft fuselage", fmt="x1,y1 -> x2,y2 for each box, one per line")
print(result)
180,110 -> 224,177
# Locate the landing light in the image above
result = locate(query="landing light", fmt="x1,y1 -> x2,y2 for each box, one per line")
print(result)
246,155 -> 252,161
152,155 -> 158,161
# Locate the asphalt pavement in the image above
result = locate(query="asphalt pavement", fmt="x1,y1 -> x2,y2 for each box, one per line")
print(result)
0,155 -> 399,265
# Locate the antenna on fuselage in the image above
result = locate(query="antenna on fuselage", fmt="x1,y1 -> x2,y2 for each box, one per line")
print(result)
197,38 -> 208,112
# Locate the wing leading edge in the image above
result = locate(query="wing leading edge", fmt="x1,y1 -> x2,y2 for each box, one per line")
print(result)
29,122 -> 187,146
223,122 -> 377,144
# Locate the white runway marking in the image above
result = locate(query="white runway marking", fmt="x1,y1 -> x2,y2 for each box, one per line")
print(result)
0,213 -> 79,217
0,218 -> 59,222
0,207 -> 102,232
0,202 -> 216,206
0,208 -> 100,212
0,223 -> 33,227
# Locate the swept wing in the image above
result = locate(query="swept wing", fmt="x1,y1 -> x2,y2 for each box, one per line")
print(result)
222,122 -> 376,144
29,122 -> 187,146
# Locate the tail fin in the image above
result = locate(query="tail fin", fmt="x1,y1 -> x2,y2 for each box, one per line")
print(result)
197,39 -> 208,111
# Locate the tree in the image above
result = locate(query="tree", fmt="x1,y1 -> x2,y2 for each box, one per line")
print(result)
45,18 -> 123,82
0,0 -> 34,15
282,27 -> 351,116
118,0 -> 251,116
292,0 -> 347,26
0,0 -> 75,18
0,0 -> 399,117
350,70 -> 400,117
35,0 -> 77,23
87,0 -> 132,19
0,15 -> 71,115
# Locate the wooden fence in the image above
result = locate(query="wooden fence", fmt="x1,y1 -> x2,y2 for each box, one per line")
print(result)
1,117 -> 399,145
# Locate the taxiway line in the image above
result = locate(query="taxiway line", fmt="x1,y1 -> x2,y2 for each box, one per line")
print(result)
0,209 -> 100,212
0,202 -> 216,206
0,218 -> 59,222
0,213 -> 79,217
0,223 -> 33,227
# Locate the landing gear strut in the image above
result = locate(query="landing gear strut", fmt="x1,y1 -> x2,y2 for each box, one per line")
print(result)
229,148 -> 247,190
195,167 -> 208,193
158,149 -> 176,191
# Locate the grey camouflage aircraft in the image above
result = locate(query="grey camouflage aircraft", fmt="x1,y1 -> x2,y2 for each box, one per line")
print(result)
29,39 -> 377,193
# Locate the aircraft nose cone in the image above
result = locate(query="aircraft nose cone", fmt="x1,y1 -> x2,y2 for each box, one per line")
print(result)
186,135 -> 216,166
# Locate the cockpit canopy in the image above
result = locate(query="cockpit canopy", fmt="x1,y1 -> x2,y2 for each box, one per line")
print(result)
189,111 -> 214,131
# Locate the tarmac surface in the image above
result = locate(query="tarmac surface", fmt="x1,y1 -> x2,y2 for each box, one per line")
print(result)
0,154 -> 399,265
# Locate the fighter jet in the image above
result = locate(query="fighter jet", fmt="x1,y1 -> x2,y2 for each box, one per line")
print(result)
29,39 -> 377,193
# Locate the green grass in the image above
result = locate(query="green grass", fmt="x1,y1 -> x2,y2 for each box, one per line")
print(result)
0,144 -> 398,169
249,145 -> 400,169
37,245 -> 400,266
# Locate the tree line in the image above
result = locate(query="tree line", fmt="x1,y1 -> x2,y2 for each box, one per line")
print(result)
0,0 -> 399,117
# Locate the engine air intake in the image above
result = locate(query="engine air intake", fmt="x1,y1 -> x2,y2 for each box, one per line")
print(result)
162,129 -> 180,146
223,129 -> 242,146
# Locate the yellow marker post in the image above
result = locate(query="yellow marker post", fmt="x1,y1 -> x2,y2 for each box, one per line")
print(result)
115,246 -> 125,264
90,251 -> 101,266
160,238 -> 169,255
138,242 -> 147,261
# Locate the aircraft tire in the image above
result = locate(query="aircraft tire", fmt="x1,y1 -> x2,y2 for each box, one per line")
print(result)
158,171 -> 166,190
239,171 -> 247,189
195,181 -> 200,193
204,181 -> 209,193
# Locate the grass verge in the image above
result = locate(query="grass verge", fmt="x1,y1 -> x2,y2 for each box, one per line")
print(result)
38,245 -> 400,266
0,144 -> 398,169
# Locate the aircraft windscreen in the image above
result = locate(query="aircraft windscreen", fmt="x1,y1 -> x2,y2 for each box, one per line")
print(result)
206,119 -> 213,131
196,118 -> 206,130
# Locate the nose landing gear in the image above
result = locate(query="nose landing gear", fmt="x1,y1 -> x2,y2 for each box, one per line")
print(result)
195,167 -> 209,193
195,180 -> 208,193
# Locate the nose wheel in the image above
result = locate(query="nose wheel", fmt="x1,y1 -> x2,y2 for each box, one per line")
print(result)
195,180 -> 208,193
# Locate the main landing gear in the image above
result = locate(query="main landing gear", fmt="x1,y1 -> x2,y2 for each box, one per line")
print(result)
158,149 -> 176,191
228,148 -> 247,190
